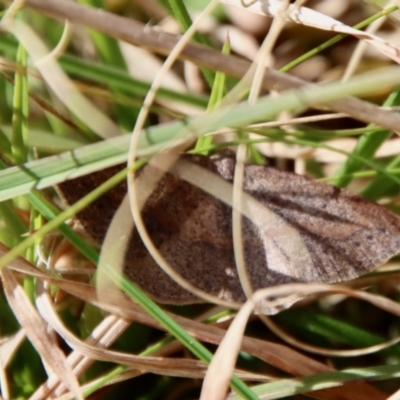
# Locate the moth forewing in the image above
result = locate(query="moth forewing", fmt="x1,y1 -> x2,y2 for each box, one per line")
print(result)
57,150 -> 400,313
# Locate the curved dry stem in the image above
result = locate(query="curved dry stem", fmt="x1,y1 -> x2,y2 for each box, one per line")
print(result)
35,20 -> 72,66
261,315 -> 400,357
201,282 -> 400,399
125,0 -> 233,307
232,145 -> 253,300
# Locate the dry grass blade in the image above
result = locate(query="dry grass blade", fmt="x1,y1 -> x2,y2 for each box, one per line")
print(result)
0,330 -> 25,400
201,280 -> 400,399
0,330 -> 25,368
17,0 -> 400,131
34,283 -> 205,374
3,250 -> 386,399
36,288 -> 270,379
0,269 -> 83,400
224,0 -> 400,63
388,387 -> 400,400
200,301 -> 253,400
29,315 -> 131,400
50,369 -> 270,400
30,311 -> 268,398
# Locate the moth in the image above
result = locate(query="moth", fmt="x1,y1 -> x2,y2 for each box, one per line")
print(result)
57,150 -> 400,313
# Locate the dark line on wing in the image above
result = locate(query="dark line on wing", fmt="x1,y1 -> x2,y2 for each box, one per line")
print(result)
255,192 -> 365,227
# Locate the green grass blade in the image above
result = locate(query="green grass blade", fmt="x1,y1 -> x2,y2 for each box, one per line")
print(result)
3,68 -> 400,202
104,264 -> 258,400
229,364 -> 400,400
0,36 -> 208,109
280,6 -> 399,73
77,0 -> 138,130
11,43 -> 29,164
360,156 -> 400,200
330,88 -> 400,187
167,0 -> 215,87
195,37 -> 230,153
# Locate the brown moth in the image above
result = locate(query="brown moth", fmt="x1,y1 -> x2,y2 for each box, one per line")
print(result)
57,150 -> 400,312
